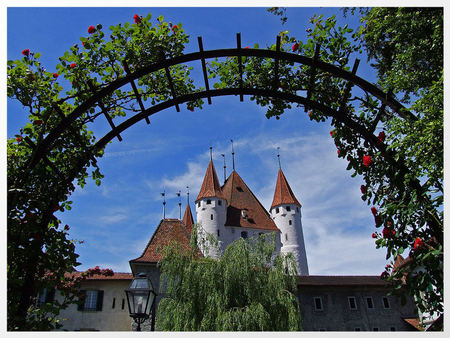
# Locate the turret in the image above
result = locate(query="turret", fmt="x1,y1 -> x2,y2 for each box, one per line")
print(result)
270,168 -> 309,275
195,159 -> 227,258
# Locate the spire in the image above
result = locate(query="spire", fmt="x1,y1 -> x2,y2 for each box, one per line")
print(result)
277,147 -> 281,169
182,203 -> 194,233
161,190 -> 166,219
195,159 -> 226,202
177,191 -> 182,220
221,153 -> 226,183
270,169 -> 301,210
231,139 -> 235,171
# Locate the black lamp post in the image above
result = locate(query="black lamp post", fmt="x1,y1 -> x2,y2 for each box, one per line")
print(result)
125,273 -> 157,331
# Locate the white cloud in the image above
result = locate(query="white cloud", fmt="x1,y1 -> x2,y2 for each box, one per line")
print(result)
99,212 -> 128,224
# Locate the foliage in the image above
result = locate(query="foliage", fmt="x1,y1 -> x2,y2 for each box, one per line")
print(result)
156,230 -> 302,331
264,7 -> 443,319
7,13 -> 197,330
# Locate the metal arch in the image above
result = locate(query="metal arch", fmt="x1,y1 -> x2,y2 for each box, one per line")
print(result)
26,43 -> 415,172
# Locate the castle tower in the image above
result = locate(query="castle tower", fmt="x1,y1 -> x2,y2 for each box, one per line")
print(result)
182,202 -> 194,234
270,169 -> 309,275
195,159 -> 227,258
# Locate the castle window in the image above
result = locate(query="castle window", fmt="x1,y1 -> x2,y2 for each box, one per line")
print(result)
297,207 -> 299,212
78,290 -> 104,311
289,220 -> 292,225
207,200 -> 211,205
36,288 -> 55,307
197,202 -> 200,208
276,207 -> 279,214
211,214 -> 214,220
366,297 -> 374,309
112,297 -> 116,309
217,230 -> 220,237
348,296 -> 357,310
121,298 -> 125,310
313,297 -> 323,311
286,206 -> 291,211
241,231 -> 248,239
382,296 -> 390,309
285,234 -> 288,241
218,200 -> 222,206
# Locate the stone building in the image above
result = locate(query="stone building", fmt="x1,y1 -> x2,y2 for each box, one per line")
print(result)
55,158 -> 420,331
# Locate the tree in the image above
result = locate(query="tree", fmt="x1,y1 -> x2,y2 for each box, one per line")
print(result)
156,230 -> 302,331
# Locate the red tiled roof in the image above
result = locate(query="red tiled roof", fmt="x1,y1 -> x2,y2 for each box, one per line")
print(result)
403,318 -> 422,331
297,275 -> 389,286
222,170 -> 279,231
270,169 -> 301,210
182,203 -> 194,233
130,218 -> 192,263
66,271 -> 133,280
195,160 -> 225,202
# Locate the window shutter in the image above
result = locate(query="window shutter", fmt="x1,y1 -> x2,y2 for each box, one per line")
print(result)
96,290 -> 104,311
78,290 -> 86,311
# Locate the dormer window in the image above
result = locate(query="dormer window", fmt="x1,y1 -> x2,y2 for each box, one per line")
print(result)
241,210 -> 247,219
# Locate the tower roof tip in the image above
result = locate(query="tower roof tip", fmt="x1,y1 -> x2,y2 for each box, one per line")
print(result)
195,159 -> 225,202
270,168 -> 301,209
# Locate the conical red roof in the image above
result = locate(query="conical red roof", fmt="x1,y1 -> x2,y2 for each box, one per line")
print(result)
222,170 -> 279,231
195,160 -> 225,202
182,203 -> 194,233
270,169 -> 301,210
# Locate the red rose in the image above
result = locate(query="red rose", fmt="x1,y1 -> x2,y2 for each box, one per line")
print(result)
371,233 -> 377,239
330,130 -> 334,136
378,131 -> 386,143
33,120 -> 43,126
363,155 -> 372,167
371,206 -> 377,216
133,14 -> 141,24
292,43 -> 299,52
360,185 -> 367,194
88,26 -> 96,34
172,25 -> 178,32
386,264 -> 391,269
188,106 -> 194,112
16,136 -> 22,143
22,49 -> 30,56
82,41 -> 86,46
244,46 -> 249,49
414,237 -> 424,250
64,224 -> 70,231
382,227 -> 395,239
280,83 -> 284,90
70,63 -> 76,69
53,73 -> 59,78
337,149 -> 340,156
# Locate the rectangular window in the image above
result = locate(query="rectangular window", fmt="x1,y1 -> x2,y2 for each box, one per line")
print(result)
348,297 -> 357,310
366,297 -> 374,309
207,199 -> 211,204
217,230 -> 220,237
78,290 -> 104,311
211,214 -> 214,220
313,297 -> 323,311
218,200 -> 222,206
286,206 -> 291,211
276,207 -> 279,214
197,202 -> 200,208
382,296 -> 390,309
285,233 -> 288,241
289,220 -> 292,225
296,207 -> 299,212
121,298 -> 125,310
36,288 -> 55,307
112,297 -> 116,309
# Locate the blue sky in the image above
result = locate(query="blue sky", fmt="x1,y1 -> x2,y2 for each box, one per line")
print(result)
5,4 -> 392,275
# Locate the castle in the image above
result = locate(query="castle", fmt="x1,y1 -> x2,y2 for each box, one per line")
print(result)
53,156 -> 421,331
193,157 -> 309,275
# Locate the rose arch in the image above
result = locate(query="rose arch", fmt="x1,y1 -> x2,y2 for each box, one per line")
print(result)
7,13 -> 442,330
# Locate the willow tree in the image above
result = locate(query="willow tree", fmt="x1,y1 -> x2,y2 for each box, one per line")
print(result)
156,231 -> 302,331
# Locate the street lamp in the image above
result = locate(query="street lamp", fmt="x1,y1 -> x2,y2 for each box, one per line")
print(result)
125,273 -> 157,331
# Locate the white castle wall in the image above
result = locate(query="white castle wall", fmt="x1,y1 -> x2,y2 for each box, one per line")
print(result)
271,204 -> 309,275
195,196 -> 227,258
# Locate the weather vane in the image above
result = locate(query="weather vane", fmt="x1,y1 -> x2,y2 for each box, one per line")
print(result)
161,189 -> 166,219
277,146 -> 281,169
231,139 -> 235,171
221,153 -> 226,182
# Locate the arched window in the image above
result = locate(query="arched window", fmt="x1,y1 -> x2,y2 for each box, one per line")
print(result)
210,214 -> 214,220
